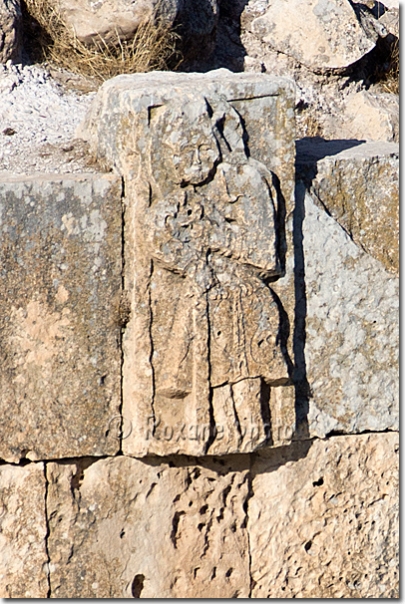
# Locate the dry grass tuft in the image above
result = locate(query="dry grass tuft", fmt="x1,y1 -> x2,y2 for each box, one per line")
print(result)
380,37 -> 399,95
22,0 -> 183,80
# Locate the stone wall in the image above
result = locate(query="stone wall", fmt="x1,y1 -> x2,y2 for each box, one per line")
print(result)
0,71 -> 398,598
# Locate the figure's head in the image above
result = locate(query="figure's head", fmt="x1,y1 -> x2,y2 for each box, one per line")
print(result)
152,97 -> 220,187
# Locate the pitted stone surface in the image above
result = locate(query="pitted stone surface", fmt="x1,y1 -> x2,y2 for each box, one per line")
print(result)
300,187 -> 398,436
46,456 -> 250,598
0,463 -> 48,598
249,433 -> 399,598
80,71 -> 296,457
0,174 -> 122,462
297,140 -> 399,274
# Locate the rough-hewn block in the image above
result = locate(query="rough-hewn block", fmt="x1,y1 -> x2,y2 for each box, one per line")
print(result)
0,174 -> 122,462
80,71 -> 296,457
0,463 -> 48,598
297,140 -> 399,274
249,433 -> 399,598
300,188 -> 398,436
46,455 -> 250,598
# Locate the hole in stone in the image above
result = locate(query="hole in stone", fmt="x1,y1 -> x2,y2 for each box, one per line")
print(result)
131,574 -> 145,598
226,568 -> 233,578
304,540 -> 312,552
173,494 -> 181,503
198,523 -> 205,532
211,567 -> 217,580
312,477 -> 324,487
120,529 -> 125,539
199,505 -> 208,515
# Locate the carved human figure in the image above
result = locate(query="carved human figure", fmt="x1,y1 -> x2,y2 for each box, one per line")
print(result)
136,94 -> 290,450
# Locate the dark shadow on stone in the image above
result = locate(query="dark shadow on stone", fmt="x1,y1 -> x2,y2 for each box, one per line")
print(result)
175,0 -> 221,67
251,439 -> 313,476
292,182 -> 311,441
296,137 -> 366,164
268,287 -> 294,381
181,0 -> 249,72
295,137 -> 366,187
270,172 -> 287,275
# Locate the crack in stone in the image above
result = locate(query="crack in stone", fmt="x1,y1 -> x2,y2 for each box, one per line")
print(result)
148,258 -> 157,436
43,463 -> 52,598
229,383 -> 243,448
245,458 -> 255,598
117,176 -> 126,454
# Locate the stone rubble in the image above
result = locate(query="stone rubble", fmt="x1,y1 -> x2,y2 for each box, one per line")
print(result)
0,63 -> 96,174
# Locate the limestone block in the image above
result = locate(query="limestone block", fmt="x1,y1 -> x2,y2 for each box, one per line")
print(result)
53,0 -> 218,51
379,7 -> 399,37
251,0 -> 376,72
299,187 -> 398,437
325,89 -> 399,143
46,456 -> 250,598
0,174 -> 122,462
249,433 -> 399,598
80,71 -> 296,457
379,0 -> 399,10
0,0 -> 21,63
79,71 -> 296,213
297,140 -> 399,274
0,463 -> 48,598
54,0 -> 178,45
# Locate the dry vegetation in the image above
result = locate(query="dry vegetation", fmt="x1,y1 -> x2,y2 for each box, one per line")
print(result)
380,37 -> 399,95
22,0 -> 183,80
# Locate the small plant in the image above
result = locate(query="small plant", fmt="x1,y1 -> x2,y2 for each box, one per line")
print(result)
22,0 -> 183,80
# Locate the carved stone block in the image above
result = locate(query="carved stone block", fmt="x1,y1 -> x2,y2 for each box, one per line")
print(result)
81,71 -> 296,456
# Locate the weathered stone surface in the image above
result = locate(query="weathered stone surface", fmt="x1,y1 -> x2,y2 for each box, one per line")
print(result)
79,70 -> 296,212
297,140 -> 399,274
80,71 -> 296,457
0,0 -> 21,63
251,0 -> 376,72
298,187 -> 398,437
55,0 -> 178,45
0,463 -> 48,598
46,455 -> 250,598
249,433 -> 399,598
54,0 -> 218,51
378,6 -> 399,37
0,174 -> 122,462
324,89 -> 399,143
